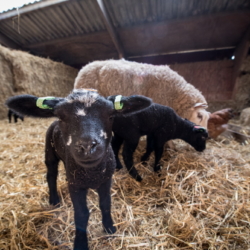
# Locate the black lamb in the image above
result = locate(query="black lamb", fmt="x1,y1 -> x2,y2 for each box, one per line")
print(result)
112,103 -> 208,182
6,90 -> 152,250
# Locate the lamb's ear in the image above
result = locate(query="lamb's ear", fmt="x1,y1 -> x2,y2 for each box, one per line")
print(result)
5,95 -> 64,118
108,95 -> 152,115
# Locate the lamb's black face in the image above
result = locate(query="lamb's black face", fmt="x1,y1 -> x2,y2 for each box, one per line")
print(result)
54,91 -> 115,168
191,126 -> 208,152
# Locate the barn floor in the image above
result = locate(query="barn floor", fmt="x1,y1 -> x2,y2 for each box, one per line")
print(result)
0,118 -> 250,250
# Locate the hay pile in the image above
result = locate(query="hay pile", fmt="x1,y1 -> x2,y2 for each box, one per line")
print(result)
0,45 -> 78,119
0,118 -> 249,250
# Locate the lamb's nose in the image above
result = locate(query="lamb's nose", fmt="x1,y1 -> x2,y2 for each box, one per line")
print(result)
76,140 -> 98,155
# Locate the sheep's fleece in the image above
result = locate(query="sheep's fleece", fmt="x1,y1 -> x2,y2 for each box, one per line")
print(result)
74,59 -> 209,127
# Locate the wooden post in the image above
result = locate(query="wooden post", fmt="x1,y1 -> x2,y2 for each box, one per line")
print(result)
95,0 -> 125,59
232,25 -> 250,98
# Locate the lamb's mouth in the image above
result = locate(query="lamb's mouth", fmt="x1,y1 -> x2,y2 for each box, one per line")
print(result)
78,156 -> 103,168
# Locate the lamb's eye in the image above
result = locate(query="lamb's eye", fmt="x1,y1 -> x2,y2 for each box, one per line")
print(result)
109,115 -> 114,121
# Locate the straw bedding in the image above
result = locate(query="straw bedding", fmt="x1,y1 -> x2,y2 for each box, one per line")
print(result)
0,118 -> 249,250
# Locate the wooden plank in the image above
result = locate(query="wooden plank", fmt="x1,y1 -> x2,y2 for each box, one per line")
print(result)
25,32 -> 118,67
118,10 -> 250,57
169,60 -> 234,102
130,48 -> 235,65
94,0 -> 125,58
232,25 -> 250,98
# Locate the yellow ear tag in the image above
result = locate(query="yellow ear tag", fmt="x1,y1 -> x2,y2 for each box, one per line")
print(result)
36,97 -> 56,109
114,95 -> 123,110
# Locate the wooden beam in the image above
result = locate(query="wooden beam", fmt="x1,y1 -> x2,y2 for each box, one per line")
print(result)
118,10 -> 250,57
232,25 -> 250,98
94,0 -> 125,59
0,32 -> 21,49
24,32 -> 119,67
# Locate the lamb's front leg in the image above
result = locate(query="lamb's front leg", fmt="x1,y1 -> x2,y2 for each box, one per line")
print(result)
69,187 -> 89,250
97,179 -> 116,234
153,136 -> 166,173
111,134 -> 124,170
122,141 -> 142,181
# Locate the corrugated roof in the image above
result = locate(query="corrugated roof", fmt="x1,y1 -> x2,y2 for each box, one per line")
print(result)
0,0 -> 249,67
0,0 -> 106,46
0,0 -> 42,13
105,0 -> 250,27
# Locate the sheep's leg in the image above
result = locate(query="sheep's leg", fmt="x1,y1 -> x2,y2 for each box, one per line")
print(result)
45,152 -> 60,206
8,111 -> 11,123
69,187 -> 89,250
97,179 -> 116,234
45,133 -> 60,206
14,114 -> 18,123
141,134 -> 154,162
111,134 -> 124,170
122,141 -> 142,182
153,145 -> 164,172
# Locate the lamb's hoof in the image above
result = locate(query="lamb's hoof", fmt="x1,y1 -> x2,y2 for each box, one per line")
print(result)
115,167 -> 122,172
49,197 -> 60,207
115,163 -> 123,171
135,175 -> 143,182
141,160 -> 148,166
154,165 -> 162,175
141,155 -> 148,162
105,225 -> 116,234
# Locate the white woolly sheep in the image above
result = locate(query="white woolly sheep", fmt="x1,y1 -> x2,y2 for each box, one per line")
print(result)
74,59 -> 209,128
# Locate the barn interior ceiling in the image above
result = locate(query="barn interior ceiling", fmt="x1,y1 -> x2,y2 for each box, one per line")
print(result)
0,0 -> 250,69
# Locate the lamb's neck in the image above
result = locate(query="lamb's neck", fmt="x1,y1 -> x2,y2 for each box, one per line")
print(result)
171,116 -> 193,141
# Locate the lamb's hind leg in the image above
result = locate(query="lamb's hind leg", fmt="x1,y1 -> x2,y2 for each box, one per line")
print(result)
122,141 -> 142,182
45,138 -> 60,206
153,136 -> 165,173
141,134 -> 154,162
97,179 -> 116,234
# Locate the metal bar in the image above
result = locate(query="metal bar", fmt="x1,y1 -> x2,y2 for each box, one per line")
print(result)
128,46 -> 236,58
24,31 -> 107,49
94,0 -> 125,58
